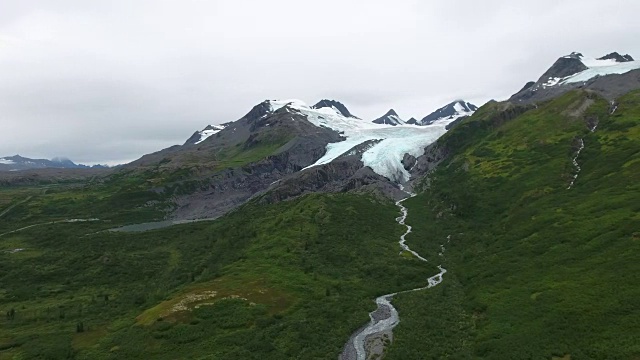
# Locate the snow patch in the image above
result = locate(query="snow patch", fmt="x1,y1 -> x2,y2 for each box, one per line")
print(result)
195,125 -> 226,144
0,158 -> 16,165
543,77 -> 562,87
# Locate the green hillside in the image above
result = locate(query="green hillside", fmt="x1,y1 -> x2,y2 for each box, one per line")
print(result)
386,90 -> 640,359
0,191 -> 436,359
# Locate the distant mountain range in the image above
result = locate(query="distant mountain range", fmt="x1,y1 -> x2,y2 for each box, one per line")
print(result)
371,101 -> 478,127
0,155 -> 108,172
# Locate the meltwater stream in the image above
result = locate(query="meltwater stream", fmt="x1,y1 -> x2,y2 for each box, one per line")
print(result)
339,193 -> 447,360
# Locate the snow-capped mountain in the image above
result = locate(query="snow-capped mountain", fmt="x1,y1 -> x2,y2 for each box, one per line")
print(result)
539,52 -> 639,87
510,51 -> 640,103
0,155 -> 102,172
419,100 -> 478,126
142,97 -> 487,220
184,124 -> 227,145
180,98 -> 482,183
372,109 -> 405,126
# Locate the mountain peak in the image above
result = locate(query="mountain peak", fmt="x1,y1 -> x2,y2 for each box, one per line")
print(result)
565,51 -> 584,59
312,99 -> 356,118
539,55 -> 589,82
242,100 -> 274,122
372,109 -> 404,126
419,100 -> 477,126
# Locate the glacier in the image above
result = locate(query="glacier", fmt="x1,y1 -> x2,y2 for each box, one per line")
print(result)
268,100 -> 466,183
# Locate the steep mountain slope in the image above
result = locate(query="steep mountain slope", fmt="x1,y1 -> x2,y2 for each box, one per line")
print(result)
384,89 -> 640,359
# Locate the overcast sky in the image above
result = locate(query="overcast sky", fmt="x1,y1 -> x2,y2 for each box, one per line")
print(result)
1,0 -> 639,165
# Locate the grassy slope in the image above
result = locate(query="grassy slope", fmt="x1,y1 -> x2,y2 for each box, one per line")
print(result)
386,90 -> 640,359
0,191 -> 438,359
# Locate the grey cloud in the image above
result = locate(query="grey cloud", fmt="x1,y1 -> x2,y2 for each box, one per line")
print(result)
1,0 -> 639,164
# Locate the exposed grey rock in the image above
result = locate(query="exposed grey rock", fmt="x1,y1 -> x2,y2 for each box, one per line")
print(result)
405,117 -> 418,125
401,153 -> 416,171
410,142 -> 449,180
538,54 -> 588,81
183,124 -> 229,146
312,99 -> 357,118
243,100 -> 273,122
335,139 -> 383,160
517,81 -> 536,93
509,53 -> 588,104
258,156 -> 406,205
184,131 -> 204,146
598,52 -> 634,62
